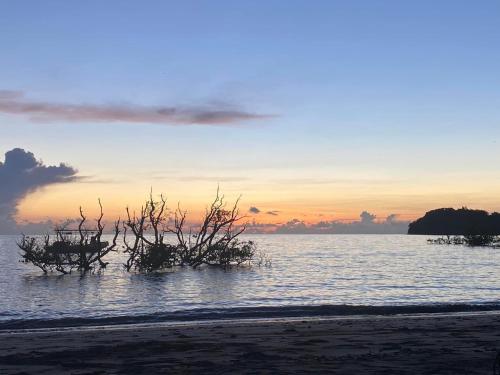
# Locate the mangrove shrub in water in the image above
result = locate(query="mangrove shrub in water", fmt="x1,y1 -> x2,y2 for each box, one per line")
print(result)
18,201 -> 120,274
427,234 -> 500,247
123,189 -> 256,272
18,190 -> 260,274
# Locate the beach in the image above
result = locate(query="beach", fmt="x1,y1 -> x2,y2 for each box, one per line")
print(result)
2,312 -> 500,374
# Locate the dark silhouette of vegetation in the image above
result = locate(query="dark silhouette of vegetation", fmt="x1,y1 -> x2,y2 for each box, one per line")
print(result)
408,208 -> 500,235
427,234 -> 499,247
463,234 -> 498,247
167,189 -> 254,268
123,189 -> 256,272
123,193 -> 181,272
410,207 -> 500,247
18,201 -> 120,274
18,189 -> 262,274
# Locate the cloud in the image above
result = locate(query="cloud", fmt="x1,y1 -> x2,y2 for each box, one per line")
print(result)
360,211 -> 376,224
0,90 -> 271,126
0,148 -> 79,233
386,213 -> 399,224
273,212 -> 409,234
177,176 -> 249,182
276,219 -> 308,233
0,90 -> 23,99
271,177 -> 397,186
243,220 -> 278,234
249,206 -> 261,214
266,210 -> 280,216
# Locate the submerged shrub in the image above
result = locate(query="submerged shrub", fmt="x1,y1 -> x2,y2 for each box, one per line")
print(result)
427,234 -> 499,247
18,201 -> 120,274
427,235 -> 464,245
166,188 -> 256,269
123,193 -> 178,272
463,234 -> 498,247
18,190 -> 263,275
19,235 -> 62,274
136,244 -> 180,272
200,239 -> 256,267
124,189 -> 257,272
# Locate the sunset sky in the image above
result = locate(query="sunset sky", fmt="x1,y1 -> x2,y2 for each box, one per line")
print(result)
1,1 -> 500,233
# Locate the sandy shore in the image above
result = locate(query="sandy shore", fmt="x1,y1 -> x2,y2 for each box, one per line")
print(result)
1,313 -> 500,374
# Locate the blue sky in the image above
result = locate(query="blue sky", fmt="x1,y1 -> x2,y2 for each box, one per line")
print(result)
1,0 -> 500,228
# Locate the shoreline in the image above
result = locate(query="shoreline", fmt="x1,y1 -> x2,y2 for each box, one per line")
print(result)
2,311 -> 500,374
3,302 -> 500,331
4,309 -> 500,336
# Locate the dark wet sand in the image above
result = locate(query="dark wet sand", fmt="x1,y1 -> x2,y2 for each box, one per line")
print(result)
1,313 -> 500,374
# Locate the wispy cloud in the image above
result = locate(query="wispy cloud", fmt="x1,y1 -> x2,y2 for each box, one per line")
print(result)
177,176 -> 249,182
271,177 -> 397,186
249,206 -> 261,214
76,176 -> 120,184
0,90 -> 272,126
266,210 -> 280,216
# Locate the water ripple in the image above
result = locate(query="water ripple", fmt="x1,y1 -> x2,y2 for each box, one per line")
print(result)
2,234 -> 500,322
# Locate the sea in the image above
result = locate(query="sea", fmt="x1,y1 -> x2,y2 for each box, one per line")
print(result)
2,234 -> 500,329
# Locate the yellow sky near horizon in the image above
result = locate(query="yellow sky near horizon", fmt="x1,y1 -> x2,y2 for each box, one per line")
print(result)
14,174 -> 500,227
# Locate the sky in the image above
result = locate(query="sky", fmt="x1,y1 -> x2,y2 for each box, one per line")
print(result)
1,0 -> 500,233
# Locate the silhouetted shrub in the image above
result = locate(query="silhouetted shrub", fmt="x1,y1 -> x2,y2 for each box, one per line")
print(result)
123,189 -> 257,272
123,193 -> 179,272
463,234 -> 498,247
18,201 -> 119,274
427,235 -> 464,245
428,234 -> 499,247
18,190 -> 263,274
168,189 -> 255,269
200,239 -> 256,267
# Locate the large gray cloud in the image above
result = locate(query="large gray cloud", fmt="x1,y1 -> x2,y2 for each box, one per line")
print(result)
0,90 -> 270,126
0,148 -> 78,233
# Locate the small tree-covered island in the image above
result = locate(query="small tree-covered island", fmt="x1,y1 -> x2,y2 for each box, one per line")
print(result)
408,208 -> 500,247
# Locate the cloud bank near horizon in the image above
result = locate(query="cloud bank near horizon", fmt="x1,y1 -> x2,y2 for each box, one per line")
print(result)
0,90 -> 271,126
0,148 -> 79,233
246,211 -> 410,234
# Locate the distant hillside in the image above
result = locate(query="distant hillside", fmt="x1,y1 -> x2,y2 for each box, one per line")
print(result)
408,208 -> 500,235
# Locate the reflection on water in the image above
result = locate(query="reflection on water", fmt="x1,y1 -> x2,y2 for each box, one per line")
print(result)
1,234 -> 500,321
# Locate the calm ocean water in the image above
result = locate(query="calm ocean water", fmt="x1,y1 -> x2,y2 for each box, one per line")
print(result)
1,234 -> 500,325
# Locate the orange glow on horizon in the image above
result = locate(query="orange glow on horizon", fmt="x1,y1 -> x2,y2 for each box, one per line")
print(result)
13,175 -> 500,230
